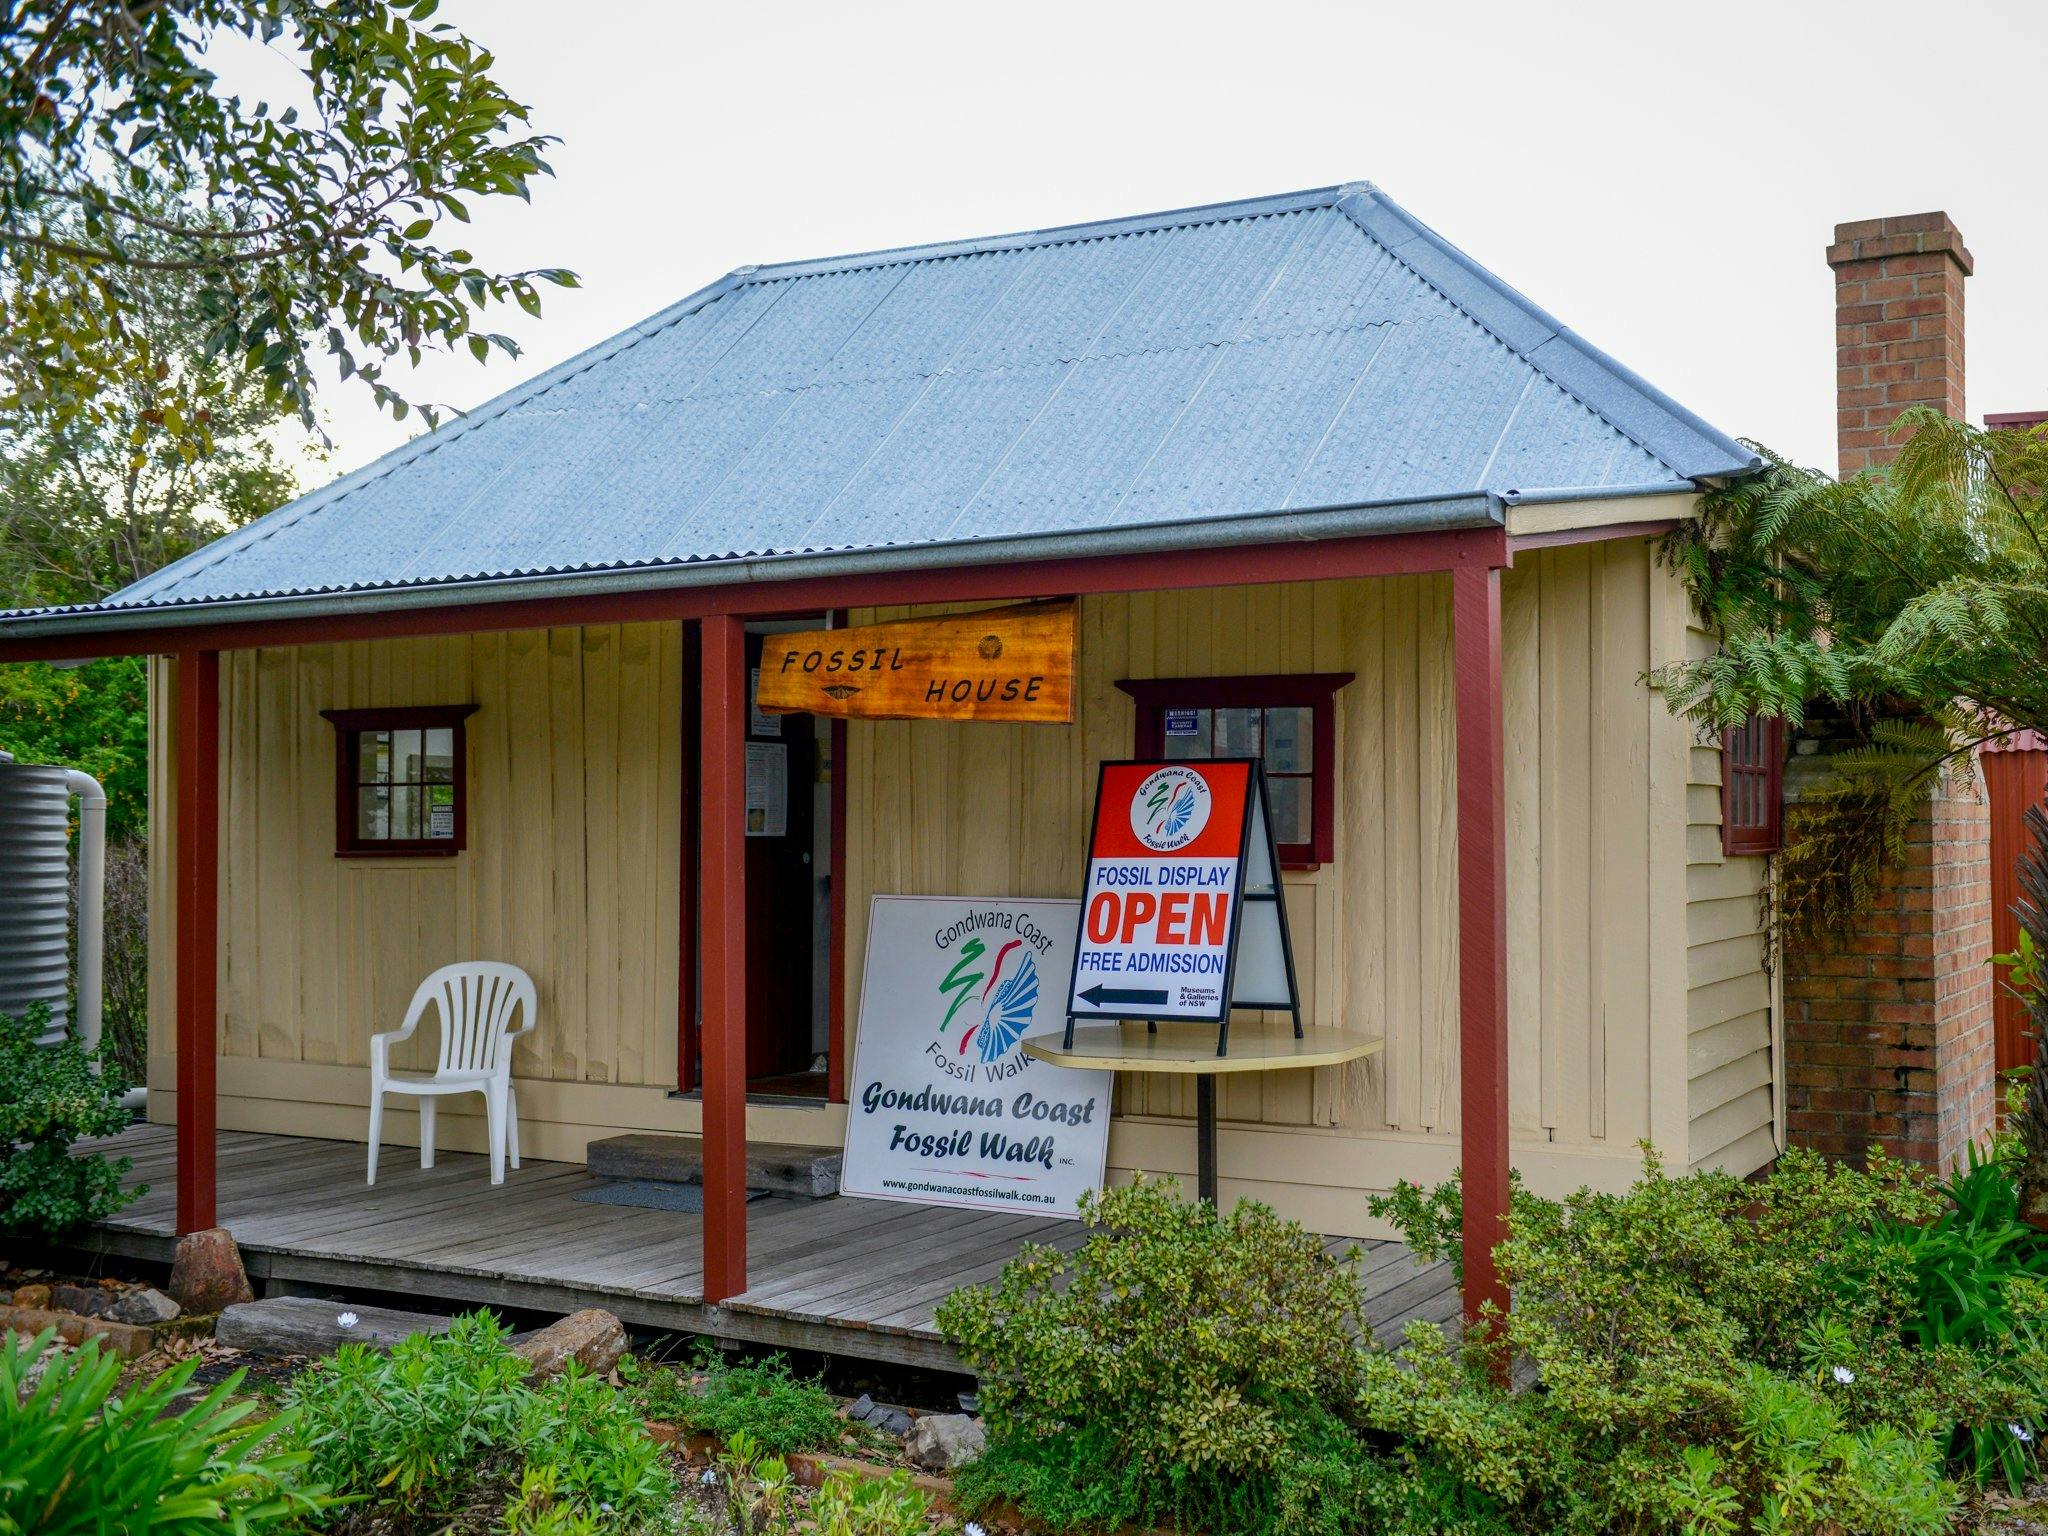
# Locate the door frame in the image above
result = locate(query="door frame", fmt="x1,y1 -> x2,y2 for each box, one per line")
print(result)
677,611 -> 849,1103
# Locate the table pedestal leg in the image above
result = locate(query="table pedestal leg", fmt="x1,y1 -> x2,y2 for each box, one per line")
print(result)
1197,1074 -> 1217,1205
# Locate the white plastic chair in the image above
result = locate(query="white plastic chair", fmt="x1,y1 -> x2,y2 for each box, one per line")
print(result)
368,962 -> 537,1186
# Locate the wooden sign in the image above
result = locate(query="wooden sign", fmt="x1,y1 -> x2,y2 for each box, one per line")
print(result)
754,600 -> 1076,723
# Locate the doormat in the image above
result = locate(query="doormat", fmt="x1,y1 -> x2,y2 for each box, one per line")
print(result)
572,1181 -> 772,1213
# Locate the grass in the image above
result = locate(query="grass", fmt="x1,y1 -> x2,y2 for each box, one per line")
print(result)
623,1347 -> 848,1456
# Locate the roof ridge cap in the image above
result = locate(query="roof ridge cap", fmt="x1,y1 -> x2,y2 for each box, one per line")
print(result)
727,183 -> 1363,286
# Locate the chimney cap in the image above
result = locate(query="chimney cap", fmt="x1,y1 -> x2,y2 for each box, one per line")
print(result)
1827,211 -> 1974,276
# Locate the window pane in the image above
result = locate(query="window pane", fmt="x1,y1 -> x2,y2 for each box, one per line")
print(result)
423,727 -> 455,782
390,783 -> 422,840
1267,775 -> 1310,847
1214,707 -> 1260,758
1264,706 -> 1311,774
427,783 -> 457,839
1162,707 -> 1210,759
391,729 -> 423,784
356,730 -> 391,784
357,784 -> 391,840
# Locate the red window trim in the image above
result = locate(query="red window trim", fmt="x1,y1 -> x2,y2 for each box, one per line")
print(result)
1720,712 -> 1784,857
1117,673 -> 1353,868
320,704 -> 478,858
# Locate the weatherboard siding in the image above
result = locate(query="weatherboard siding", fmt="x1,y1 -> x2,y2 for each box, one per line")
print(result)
1679,614 -> 1781,1178
145,541 -> 1775,1232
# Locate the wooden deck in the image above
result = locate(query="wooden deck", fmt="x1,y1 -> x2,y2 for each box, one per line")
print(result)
70,1124 -> 1460,1371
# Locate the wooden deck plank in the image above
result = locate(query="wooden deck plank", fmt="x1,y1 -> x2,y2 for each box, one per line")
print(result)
73,1125 -> 1455,1372
748,1223 -> 1074,1333
729,1207 -> 1037,1311
865,1224 -> 1091,1328
237,1166 -> 593,1249
619,1198 -> 932,1294
572,1203 -> 860,1293
283,1182 -> 612,1269
763,1214 -> 1062,1323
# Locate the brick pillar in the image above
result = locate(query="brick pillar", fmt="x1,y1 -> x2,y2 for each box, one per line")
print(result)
1783,756 -> 1996,1167
1828,212 -> 1972,476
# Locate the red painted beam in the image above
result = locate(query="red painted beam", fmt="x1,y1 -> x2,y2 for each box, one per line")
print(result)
0,527 -> 1507,664
1451,565 -> 1510,1336
698,614 -> 749,1303
174,649 -> 221,1235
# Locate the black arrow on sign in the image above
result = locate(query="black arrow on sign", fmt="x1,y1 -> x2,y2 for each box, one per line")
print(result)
1078,984 -> 1168,1007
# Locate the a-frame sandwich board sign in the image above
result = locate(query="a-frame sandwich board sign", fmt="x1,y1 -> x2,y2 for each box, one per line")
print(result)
1063,758 -> 1302,1055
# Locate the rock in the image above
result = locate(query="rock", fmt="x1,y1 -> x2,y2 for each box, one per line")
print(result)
167,1227 -> 254,1314
0,1304 -> 152,1361
843,1392 -> 875,1420
904,1413 -> 986,1472
12,1337 -> 67,1399
856,1409 -> 913,1441
50,1284 -> 117,1318
511,1309 -> 626,1379
11,1284 -> 49,1310
108,1287 -> 180,1326
217,1297 -> 448,1356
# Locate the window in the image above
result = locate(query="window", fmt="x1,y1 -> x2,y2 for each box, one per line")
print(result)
1721,711 -> 1784,856
1117,674 -> 1353,867
320,705 -> 477,856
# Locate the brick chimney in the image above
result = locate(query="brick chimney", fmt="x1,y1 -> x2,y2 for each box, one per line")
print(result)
1781,211 -> 1996,1173
1827,212 -> 1973,476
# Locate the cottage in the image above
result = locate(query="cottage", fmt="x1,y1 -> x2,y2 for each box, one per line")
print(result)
0,182 -> 1775,1356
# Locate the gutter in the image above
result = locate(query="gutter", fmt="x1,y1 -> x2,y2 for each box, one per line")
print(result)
0,490 -> 1513,643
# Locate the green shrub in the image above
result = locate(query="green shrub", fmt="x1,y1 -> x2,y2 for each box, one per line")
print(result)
1361,1148 -> 2020,1535
0,1327 -> 326,1534
0,1001 -> 139,1240
1858,1143 -> 2048,1490
701,1429 -> 930,1536
622,1346 -> 843,1454
283,1311 -> 671,1532
937,1176 -> 1378,1535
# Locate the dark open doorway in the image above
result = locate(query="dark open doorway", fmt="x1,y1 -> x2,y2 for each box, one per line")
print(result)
680,619 -> 837,1103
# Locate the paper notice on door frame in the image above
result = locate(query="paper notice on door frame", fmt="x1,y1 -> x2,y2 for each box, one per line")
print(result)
745,742 -> 787,837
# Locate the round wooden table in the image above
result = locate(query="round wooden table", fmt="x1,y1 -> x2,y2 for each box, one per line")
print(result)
1022,1023 -> 1385,1204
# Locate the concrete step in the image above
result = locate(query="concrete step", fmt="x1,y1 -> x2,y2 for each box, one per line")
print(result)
585,1133 -> 840,1198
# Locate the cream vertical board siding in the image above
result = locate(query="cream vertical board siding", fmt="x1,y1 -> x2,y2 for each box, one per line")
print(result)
1676,613 -> 1780,1177
843,541 -> 1719,1231
146,627 -> 710,1163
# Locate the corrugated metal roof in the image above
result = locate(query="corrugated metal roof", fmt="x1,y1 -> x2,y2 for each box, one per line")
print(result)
9,182 -> 1758,628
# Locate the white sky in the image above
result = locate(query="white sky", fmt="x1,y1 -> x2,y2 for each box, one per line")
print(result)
288,0 -> 2048,485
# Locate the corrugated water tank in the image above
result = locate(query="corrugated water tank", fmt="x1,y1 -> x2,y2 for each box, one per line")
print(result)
0,760 -> 75,1044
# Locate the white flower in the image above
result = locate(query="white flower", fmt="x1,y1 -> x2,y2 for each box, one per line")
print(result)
2012,1422 -> 2035,1444
965,1524 -> 988,1536
336,1312 -> 359,1330
599,1503 -> 613,1514
1831,1365 -> 1854,1385
700,1468 -> 717,1485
